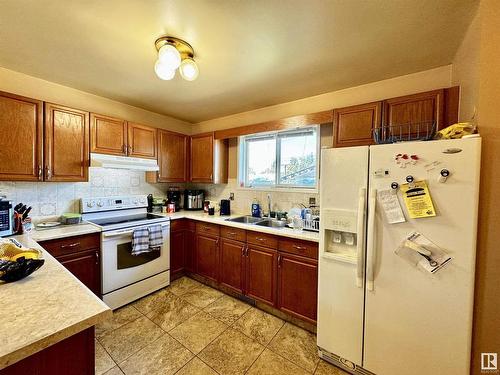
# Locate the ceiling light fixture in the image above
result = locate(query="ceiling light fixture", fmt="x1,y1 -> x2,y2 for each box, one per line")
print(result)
154,36 -> 199,81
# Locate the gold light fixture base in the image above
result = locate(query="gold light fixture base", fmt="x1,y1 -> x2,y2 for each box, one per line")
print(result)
155,36 -> 194,59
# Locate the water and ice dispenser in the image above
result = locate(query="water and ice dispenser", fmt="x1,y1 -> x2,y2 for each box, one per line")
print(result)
321,208 -> 360,263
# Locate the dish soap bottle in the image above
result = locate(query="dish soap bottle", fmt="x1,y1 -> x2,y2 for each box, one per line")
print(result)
251,198 -> 261,218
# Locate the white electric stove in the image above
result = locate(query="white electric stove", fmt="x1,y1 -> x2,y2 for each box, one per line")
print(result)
81,195 -> 170,309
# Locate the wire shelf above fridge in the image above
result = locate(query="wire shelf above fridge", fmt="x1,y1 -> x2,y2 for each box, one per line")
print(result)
373,121 -> 436,144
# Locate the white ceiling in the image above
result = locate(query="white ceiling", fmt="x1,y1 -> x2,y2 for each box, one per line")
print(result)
0,0 -> 477,123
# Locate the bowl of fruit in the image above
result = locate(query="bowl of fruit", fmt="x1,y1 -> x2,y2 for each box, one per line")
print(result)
0,239 -> 44,283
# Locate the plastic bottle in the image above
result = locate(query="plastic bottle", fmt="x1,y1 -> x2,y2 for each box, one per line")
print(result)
251,198 -> 261,218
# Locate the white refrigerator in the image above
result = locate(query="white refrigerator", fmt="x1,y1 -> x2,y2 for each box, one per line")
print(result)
317,137 -> 481,375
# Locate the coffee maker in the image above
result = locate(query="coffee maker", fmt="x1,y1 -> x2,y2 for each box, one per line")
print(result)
167,188 -> 181,212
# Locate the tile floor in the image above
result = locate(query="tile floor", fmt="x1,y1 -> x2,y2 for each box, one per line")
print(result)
95,276 -> 348,375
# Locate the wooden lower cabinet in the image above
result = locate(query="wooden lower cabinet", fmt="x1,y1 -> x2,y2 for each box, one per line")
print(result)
0,327 -> 95,375
219,238 -> 245,294
170,229 -> 186,280
57,250 -> 100,296
39,233 -> 101,297
184,226 -> 196,273
245,244 -> 277,306
196,234 -> 219,282
277,253 -> 318,323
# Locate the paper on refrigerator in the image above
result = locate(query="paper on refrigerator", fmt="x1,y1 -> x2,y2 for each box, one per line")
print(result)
377,189 -> 406,224
400,180 -> 436,219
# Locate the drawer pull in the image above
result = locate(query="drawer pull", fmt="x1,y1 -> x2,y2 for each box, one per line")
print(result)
292,245 -> 306,251
256,237 -> 265,242
227,232 -> 237,236
203,226 -> 210,231
60,242 -> 80,249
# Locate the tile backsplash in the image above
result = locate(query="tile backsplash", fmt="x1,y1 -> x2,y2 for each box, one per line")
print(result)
0,172 -> 319,221
0,168 -> 170,220
191,178 -> 319,215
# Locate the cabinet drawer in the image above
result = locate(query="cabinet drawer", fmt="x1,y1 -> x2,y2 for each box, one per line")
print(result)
278,238 -> 318,260
39,233 -> 100,258
196,222 -> 220,237
220,226 -> 246,242
247,231 -> 278,249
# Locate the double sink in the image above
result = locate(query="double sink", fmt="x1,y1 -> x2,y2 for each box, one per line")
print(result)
226,215 -> 287,228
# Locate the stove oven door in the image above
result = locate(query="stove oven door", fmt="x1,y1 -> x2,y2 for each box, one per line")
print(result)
101,222 -> 170,294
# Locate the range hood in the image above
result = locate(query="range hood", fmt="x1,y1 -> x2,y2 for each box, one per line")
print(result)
90,153 -> 159,171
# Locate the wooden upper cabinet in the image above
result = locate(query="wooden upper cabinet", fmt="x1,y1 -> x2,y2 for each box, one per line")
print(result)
44,103 -> 89,182
190,133 -> 214,182
382,89 -> 444,138
90,113 -> 127,156
0,91 -> 43,181
190,132 -> 228,183
333,101 -> 381,147
127,122 -> 157,159
157,130 -> 188,182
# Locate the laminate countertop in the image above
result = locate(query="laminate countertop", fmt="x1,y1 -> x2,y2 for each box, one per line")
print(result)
158,211 -> 320,242
0,234 -> 111,370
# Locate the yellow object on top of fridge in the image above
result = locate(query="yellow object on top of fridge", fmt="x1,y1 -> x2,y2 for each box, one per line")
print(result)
434,122 -> 476,140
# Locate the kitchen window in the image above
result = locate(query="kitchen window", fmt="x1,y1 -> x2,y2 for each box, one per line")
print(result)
239,126 -> 319,189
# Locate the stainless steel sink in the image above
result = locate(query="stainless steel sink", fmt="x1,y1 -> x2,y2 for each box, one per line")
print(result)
225,216 -> 264,224
255,219 -> 287,228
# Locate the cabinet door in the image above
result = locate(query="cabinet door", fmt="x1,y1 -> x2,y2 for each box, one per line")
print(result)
185,228 -> 196,273
277,253 -> 318,323
44,103 -> 89,182
90,113 -> 127,156
196,234 -> 219,282
190,133 -> 214,183
245,244 -> 277,306
57,249 -> 101,296
333,102 -> 381,147
158,130 -> 188,182
170,230 -> 185,280
0,91 -> 43,181
220,238 -> 245,294
127,122 -> 157,159
382,89 -> 444,139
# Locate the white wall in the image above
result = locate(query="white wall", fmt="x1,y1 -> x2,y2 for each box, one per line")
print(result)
194,65 -> 453,133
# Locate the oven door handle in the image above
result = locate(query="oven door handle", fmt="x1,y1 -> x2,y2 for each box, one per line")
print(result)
102,223 -> 170,238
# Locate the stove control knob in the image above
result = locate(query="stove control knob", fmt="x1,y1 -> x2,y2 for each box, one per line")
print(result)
133,199 -> 138,204
97,200 -> 104,207
87,201 -> 95,208
139,198 -> 146,204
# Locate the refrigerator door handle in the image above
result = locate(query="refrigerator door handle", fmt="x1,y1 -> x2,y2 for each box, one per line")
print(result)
366,188 -> 377,291
356,187 -> 366,288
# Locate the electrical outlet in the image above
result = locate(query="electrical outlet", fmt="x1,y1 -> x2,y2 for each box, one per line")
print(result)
309,197 -> 316,206
229,192 -> 234,200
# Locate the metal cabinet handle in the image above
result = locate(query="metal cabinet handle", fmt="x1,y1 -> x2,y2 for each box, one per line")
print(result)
245,245 -> 249,257
95,250 -> 99,265
256,237 -> 264,242
292,245 -> 305,251
38,165 -> 43,180
60,242 -> 80,249
128,145 -> 133,154
228,232 -> 237,236
45,166 -> 52,180
241,245 -> 245,256
122,144 -> 127,154
278,254 -> 282,267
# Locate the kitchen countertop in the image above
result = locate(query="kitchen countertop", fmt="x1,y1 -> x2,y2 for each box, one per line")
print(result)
158,211 -> 320,242
30,223 -> 101,242
0,234 -> 111,370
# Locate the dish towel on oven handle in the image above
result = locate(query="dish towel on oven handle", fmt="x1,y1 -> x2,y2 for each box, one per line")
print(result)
148,224 -> 164,251
131,228 -> 150,255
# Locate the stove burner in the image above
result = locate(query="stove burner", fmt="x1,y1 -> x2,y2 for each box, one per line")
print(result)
88,213 -> 163,227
